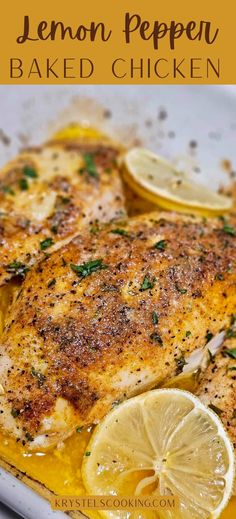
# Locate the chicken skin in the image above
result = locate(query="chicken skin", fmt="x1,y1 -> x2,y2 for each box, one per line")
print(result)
0,138 -> 125,287
0,211 -> 235,449
196,337 -> 236,452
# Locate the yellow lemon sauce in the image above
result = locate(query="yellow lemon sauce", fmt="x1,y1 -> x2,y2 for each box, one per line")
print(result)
0,427 -> 235,518
0,428 -> 90,495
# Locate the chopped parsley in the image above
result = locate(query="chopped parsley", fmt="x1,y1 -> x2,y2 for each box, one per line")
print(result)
224,348 -> 236,359
154,239 -> 167,251
186,330 -> 191,338
70,259 -> 108,278
5,261 -> 29,276
2,185 -> 15,195
175,355 -> 187,374
51,225 -> 58,234
175,285 -> 187,294
231,314 -> 236,325
150,332 -> 163,345
225,328 -> 236,339
215,273 -> 224,281
25,432 -> 34,442
48,278 -> 56,288
84,451 -> 91,457
40,237 -> 54,250
111,228 -> 129,237
31,367 -> 46,387
90,223 -> 100,235
82,153 -> 99,179
209,404 -> 223,416
76,426 -> 84,433
225,315 -> 236,339
140,275 -> 156,291
23,165 -> 38,178
11,408 -> 20,418
19,177 -> 29,191
60,196 -> 70,205
222,224 -> 236,236
205,331 -> 213,343
208,349 -> 215,362
152,311 -> 159,325
218,215 -> 227,223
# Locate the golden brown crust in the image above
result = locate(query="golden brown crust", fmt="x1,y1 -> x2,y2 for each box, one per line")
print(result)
0,211 -> 235,447
0,140 -> 126,287
196,339 -> 236,450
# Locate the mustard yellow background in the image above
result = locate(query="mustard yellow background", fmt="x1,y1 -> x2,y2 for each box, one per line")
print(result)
0,0 -> 234,83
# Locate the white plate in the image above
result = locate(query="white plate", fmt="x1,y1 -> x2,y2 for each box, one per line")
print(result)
0,467 -> 65,519
0,85 -> 236,519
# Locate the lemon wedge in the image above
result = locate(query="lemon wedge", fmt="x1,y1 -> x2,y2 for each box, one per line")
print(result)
162,370 -> 200,392
82,389 -> 234,519
53,123 -> 103,141
122,148 -> 232,216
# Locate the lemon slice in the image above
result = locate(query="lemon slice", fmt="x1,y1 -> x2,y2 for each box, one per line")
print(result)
82,389 -> 234,519
122,148 -> 232,215
53,123 -> 103,141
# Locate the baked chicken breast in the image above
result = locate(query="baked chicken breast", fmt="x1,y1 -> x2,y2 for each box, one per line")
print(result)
0,138 -> 125,287
0,211 -> 235,449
